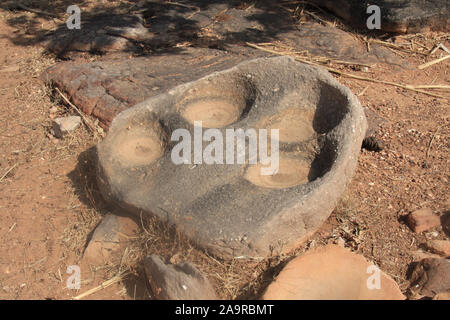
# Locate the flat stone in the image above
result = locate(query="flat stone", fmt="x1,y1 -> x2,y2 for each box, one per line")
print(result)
41,5 -> 404,128
42,47 -> 250,127
43,1 -> 404,63
405,208 -> 441,233
144,255 -> 217,300
315,0 -> 449,33
409,258 -> 450,298
410,250 -> 442,261
263,245 -> 405,300
425,240 -> 450,257
83,213 -> 139,265
96,56 -> 367,259
52,116 -> 81,138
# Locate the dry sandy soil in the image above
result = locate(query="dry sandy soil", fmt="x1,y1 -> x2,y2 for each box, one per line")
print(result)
0,1 -> 448,300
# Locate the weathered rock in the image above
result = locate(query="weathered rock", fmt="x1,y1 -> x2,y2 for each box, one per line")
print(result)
405,208 -> 441,233
45,14 -> 152,56
83,213 -> 139,265
425,240 -> 450,257
43,1 -> 404,64
409,258 -> 450,298
42,47 -> 250,128
42,4 -> 405,129
52,116 -> 81,138
315,0 -> 450,33
263,245 -> 405,300
410,250 -> 442,261
144,255 -> 217,300
96,57 -> 367,259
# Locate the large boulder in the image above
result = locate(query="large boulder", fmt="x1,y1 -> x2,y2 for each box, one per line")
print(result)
144,255 -> 217,300
96,56 -> 367,259
315,0 -> 449,33
263,245 -> 405,300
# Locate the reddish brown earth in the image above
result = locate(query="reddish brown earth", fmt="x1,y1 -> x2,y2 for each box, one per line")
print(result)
0,2 -> 448,300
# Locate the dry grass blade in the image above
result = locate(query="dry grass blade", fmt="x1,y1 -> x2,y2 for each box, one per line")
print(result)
410,85 -> 450,90
246,42 -> 449,100
54,87 -> 97,134
72,272 -> 127,300
369,39 -> 429,56
0,163 -> 17,183
418,55 -> 450,70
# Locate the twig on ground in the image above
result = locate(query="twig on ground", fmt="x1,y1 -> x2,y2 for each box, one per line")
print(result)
429,43 -> 450,56
54,88 -> 97,134
72,272 -> 127,300
0,163 -> 18,183
418,55 -> 450,70
426,124 -> 445,158
246,42 -> 449,100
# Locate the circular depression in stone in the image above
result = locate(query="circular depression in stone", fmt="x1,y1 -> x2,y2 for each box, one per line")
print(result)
261,108 -> 316,143
178,76 -> 254,128
245,157 -> 311,189
109,121 -> 166,167
182,98 -> 242,128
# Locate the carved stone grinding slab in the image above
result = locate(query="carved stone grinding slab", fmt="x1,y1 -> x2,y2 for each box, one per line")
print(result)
96,57 -> 367,259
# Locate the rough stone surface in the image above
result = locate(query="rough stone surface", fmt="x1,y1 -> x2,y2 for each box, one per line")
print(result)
263,245 -> 405,300
425,240 -> 450,257
42,3 -> 405,128
315,0 -> 449,33
43,1 -> 406,62
410,250 -> 441,261
52,116 -> 81,138
42,47 -> 250,128
83,213 -> 139,265
144,255 -> 217,300
96,56 -> 367,259
405,207 -> 441,233
409,258 -> 450,298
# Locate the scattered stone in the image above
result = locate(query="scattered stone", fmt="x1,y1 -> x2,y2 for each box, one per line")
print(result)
405,208 -> 441,233
409,258 -> 450,298
425,240 -> 450,257
263,245 -> 405,300
96,57 -> 367,258
410,250 -> 442,261
49,106 -> 58,114
336,237 -> 346,247
52,116 -> 81,138
362,136 -> 384,152
83,213 -> 139,265
315,0 -> 449,33
144,255 -> 217,300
